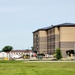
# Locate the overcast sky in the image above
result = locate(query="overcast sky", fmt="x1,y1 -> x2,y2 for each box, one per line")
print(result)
0,0 -> 75,50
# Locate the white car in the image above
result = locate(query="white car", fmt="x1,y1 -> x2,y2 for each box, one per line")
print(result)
12,55 -> 22,59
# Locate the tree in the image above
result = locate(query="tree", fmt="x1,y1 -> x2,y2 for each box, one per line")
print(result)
55,48 -> 62,60
2,46 -> 13,60
2,46 -> 13,52
31,46 -> 34,51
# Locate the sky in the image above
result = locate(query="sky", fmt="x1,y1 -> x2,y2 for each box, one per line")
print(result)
0,0 -> 75,50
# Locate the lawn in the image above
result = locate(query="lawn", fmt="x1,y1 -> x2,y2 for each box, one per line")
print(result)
0,60 -> 75,75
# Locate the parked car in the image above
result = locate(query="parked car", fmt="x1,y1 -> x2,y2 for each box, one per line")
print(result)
36,54 -> 45,59
12,55 -> 22,59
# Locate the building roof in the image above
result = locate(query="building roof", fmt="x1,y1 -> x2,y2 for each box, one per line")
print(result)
33,25 -> 53,33
55,23 -> 75,27
11,50 -> 32,53
33,23 -> 75,33
39,25 -> 53,30
0,50 -> 32,53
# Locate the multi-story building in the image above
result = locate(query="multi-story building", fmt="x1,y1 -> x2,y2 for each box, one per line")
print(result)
33,23 -> 75,57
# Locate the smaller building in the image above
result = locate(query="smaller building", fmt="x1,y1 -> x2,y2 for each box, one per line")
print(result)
0,52 -> 7,58
0,50 -> 33,58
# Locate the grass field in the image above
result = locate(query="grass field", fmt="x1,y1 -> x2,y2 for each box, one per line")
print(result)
0,60 -> 75,75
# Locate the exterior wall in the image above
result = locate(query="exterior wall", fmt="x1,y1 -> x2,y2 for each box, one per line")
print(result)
47,28 -> 55,54
10,52 -> 25,56
55,27 -> 60,49
39,31 -> 47,54
59,27 -> 75,57
33,31 -> 39,52
47,29 -> 51,54
0,52 -> 7,58
54,26 -> 61,59
33,30 -> 47,54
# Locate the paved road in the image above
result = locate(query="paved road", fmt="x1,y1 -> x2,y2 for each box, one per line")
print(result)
25,60 -> 75,62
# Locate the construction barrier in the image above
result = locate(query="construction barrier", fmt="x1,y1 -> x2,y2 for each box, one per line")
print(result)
4,57 -> 8,60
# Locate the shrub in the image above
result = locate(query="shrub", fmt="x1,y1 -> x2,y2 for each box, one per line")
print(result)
55,48 -> 62,60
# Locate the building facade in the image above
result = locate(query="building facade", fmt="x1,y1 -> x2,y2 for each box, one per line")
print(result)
10,50 -> 32,56
33,23 -> 75,57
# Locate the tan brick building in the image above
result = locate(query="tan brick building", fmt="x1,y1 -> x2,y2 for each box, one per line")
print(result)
33,23 -> 75,57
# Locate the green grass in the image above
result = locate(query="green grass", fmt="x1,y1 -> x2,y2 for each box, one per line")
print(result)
0,60 -> 75,75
